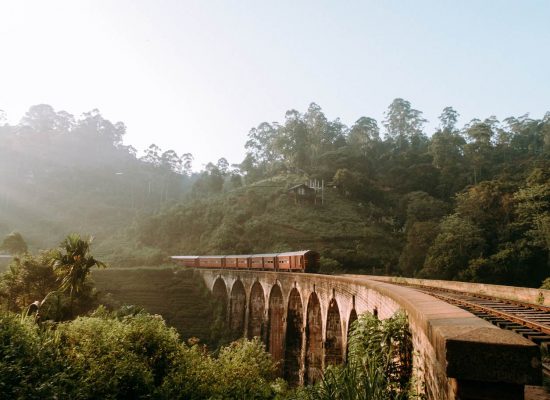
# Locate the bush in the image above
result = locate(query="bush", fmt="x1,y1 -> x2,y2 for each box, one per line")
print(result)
161,338 -> 280,399
0,314 -> 42,398
0,309 -> 280,399
291,311 -> 415,400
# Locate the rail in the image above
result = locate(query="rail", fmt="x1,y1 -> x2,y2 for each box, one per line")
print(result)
401,283 -> 550,386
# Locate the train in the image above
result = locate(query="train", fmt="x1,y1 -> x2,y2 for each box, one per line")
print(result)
171,250 -> 320,273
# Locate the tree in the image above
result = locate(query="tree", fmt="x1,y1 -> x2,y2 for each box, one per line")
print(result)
181,153 -> 194,175
49,234 -> 107,316
279,109 -> 309,170
464,118 -> 497,183
0,232 -> 28,255
543,112 -> 550,154
304,102 -> 329,163
161,150 -> 182,173
429,127 -> 466,198
383,98 -> 427,150
76,109 -> 125,146
20,104 -> 59,133
245,122 -> 280,168
421,214 -> 485,280
348,117 -> 380,155
398,191 -> 449,229
438,107 -> 460,132
455,180 -> 514,251
399,221 -> 440,277
141,144 -> 162,166
216,157 -> 229,175
515,168 -> 550,252
0,252 -> 57,313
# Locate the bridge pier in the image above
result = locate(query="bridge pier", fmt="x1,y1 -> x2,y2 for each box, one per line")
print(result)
325,297 -> 343,367
284,288 -> 303,385
229,280 -> 246,340
202,271 -> 540,400
268,284 -> 285,372
305,292 -> 323,384
247,281 -> 265,340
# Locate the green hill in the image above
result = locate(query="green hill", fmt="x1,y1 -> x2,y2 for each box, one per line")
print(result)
1,101 -> 549,286
134,174 -> 401,273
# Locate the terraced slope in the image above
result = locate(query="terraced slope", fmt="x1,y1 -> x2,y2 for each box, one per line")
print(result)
92,267 -> 214,343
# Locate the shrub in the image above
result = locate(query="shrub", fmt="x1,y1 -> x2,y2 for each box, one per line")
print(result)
0,309 -> 280,399
292,311 -> 415,400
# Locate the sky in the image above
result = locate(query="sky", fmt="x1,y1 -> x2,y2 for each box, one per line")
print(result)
1,0 -> 549,169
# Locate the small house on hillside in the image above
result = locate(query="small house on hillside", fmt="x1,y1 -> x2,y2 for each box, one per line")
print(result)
287,183 -> 316,204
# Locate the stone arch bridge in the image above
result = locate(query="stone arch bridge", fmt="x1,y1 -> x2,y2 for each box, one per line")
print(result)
197,269 -> 540,400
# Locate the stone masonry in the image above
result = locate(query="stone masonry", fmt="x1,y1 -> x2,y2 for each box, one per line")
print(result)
197,270 -> 541,400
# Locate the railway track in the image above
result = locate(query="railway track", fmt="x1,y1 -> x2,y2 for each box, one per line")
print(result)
404,284 -> 550,379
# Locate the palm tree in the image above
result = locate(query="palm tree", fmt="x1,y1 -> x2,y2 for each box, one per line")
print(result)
49,233 -> 106,317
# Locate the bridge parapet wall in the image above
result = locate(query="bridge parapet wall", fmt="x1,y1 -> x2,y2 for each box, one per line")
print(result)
197,270 -> 540,400
369,275 -> 550,307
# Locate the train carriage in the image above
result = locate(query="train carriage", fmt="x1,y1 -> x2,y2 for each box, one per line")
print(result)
172,256 -> 199,268
278,250 -> 320,273
224,255 -> 251,269
198,256 -> 225,269
249,253 -> 278,270
171,250 -> 320,273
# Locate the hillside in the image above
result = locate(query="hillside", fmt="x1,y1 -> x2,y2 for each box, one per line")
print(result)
0,105 -> 194,254
1,101 -> 549,287
135,174 -> 401,273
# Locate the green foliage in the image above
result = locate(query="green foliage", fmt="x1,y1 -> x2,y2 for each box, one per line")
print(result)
318,256 -> 344,274
50,234 -> 107,297
292,312 -> 414,400
136,174 -> 400,271
163,338 -> 280,399
399,221 -> 440,277
383,98 -> 427,151
0,104 -> 194,255
3,101 -> 550,287
515,168 -> 550,251
0,234 -> 106,320
0,314 -> 43,398
0,310 -> 281,399
418,172 -> 550,286
0,252 -> 58,313
48,233 -> 107,317
420,214 -> 485,280
0,232 -> 28,255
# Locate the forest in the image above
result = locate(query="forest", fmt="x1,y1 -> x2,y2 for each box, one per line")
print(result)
1,100 -> 549,287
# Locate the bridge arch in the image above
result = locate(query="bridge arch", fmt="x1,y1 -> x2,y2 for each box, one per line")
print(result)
325,298 -> 343,366
346,308 -> 358,360
229,280 -> 246,340
284,287 -> 303,385
248,281 -> 265,340
211,277 -> 229,341
305,291 -> 323,384
212,276 -> 228,299
267,283 -> 285,369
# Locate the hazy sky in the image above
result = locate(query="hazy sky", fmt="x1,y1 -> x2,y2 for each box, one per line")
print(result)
1,1 -> 549,169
